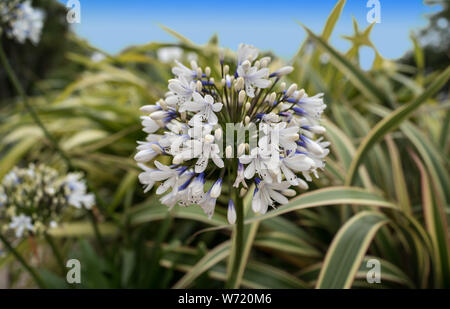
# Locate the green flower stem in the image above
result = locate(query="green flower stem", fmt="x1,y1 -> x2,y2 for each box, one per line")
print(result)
225,186 -> 244,289
0,42 -> 73,170
0,234 -> 46,288
44,232 -> 66,275
89,211 -> 108,257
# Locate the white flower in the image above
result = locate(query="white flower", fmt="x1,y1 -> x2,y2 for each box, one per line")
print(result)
134,141 -> 162,163
187,92 -> 223,125
140,116 -> 161,134
199,192 -> 217,219
237,61 -> 271,97
9,214 -> 34,238
252,179 -> 290,214
9,1 -> 45,45
91,52 -> 106,63
239,148 -> 274,182
278,151 -> 315,185
166,76 -> 197,107
172,60 -> 198,81
237,43 -> 259,65
157,47 -> 183,63
65,174 -> 95,209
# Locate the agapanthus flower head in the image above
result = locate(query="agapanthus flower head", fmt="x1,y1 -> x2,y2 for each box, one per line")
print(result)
0,0 -> 45,44
136,43 -> 329,223
0,164 -> 94,238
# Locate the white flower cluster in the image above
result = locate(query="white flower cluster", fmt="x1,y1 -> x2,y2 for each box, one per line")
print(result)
0,0 -> 44,44
0,164 -> 94,238
136,44 -> 329,223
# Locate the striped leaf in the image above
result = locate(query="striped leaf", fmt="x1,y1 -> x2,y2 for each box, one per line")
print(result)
346,66 -> 450,185
298,23 -> 392,107
410,151 -> 450,288
173,241 -> 230,289
316,211 -> 389,288
246,187 -> 395,224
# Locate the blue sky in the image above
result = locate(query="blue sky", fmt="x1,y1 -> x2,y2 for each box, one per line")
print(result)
59,0 -> 438,68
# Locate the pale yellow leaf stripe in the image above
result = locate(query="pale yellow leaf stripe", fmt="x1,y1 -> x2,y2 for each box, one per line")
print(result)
316,211 -> 389,289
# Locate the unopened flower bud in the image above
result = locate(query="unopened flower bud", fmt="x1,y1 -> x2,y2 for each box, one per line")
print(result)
240,188 -> 247,197
298,179 -> 309,190
151,144 -> 163,154
214,128 -> 223,141
210,178 -> 222,198
227,200 -> 236,224
205,66 -> 211,77
235,77 -> 244,91
140,105 -> 161,113
224,65 -> 229,75
239,90 -> 246,104
282,189 -> 296,197
196,80 -> 203,92
225,146 -> 233,159
150,111 -> 167,120
269,92 -> 277,104
237,143 -> 246,157
286,83 -> 297,97
274,66 -> 293,77
196,67 -> 203,79
295,89 -> 305,101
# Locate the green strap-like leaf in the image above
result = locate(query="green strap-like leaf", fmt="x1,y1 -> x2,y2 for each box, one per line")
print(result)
254,231 -> 322,258
173,241 -> 231,289
298,23 -> 392,107
345,66 -> 450,185
316,211 -> 389,289
410,151 -> 450,288
298,256 -> 414,288
129,199 -> 229,227
245,187 -> 395,224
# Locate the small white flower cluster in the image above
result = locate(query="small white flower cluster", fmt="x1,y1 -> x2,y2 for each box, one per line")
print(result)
136,43 -> 329,223
0,0 -> 44,45
0,164 -> 94,238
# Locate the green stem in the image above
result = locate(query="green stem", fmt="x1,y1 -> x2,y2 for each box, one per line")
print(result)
225,187 -> 244,289
44,233 -> 66,275
0,234 -> 46,288
0,42 -> 73,170
89,211 -> 108,257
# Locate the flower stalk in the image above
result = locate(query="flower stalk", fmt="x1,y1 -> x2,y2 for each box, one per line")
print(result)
225,186 -> 244,288
0,233 -> 46,288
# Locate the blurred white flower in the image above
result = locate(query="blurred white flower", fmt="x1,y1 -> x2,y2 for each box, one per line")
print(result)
9,214 -> 34,238
8,0 -> 45,44
65,174 -> 95,209
157,47 -> 183,63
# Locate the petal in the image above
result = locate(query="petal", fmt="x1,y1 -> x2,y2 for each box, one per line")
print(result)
244,161 -> 256,179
